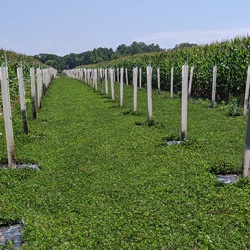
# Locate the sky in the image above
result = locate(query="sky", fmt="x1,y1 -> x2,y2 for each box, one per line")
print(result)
1,0 -> 250,56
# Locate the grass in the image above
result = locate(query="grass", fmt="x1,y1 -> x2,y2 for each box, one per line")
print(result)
0,76 -> 250,249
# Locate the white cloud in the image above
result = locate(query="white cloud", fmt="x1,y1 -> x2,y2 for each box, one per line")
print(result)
136,27 -> 250,48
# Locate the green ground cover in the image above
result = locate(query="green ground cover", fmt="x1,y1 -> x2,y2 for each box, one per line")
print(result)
0,76 -> 250,249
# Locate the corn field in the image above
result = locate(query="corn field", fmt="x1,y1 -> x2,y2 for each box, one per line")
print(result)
88,36 -> 250,104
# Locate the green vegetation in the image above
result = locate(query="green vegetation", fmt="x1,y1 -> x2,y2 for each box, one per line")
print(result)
90,36 -> 250,104
0,75 -> 250,249
34,41 -> 162,71
0,49 -> 45,108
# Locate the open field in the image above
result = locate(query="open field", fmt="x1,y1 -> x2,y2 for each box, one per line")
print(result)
0,76 -> 250,249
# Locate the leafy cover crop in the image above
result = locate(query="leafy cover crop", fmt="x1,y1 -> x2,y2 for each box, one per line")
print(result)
0,76 -> 250,249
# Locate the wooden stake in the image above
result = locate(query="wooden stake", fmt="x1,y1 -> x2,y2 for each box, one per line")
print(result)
244,66 -> 250,115
212,65 -> 217,108
147,66 -> 153,124
170,67 -> 174,98
182,65 -> 189,140
17,67 -> 28,134
133,67 -> 138,112
188,66 -> 194,100
30,67 -> 37,119
1,67 -> 16,168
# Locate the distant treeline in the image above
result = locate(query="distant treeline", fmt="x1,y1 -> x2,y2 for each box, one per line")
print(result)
33,41 -> 164,71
